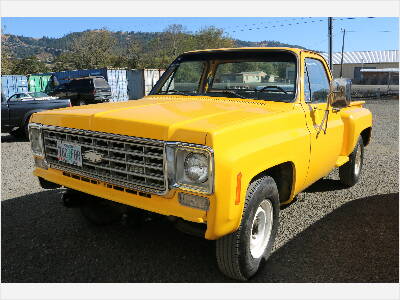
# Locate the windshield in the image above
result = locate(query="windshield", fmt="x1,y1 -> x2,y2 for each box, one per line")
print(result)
28,92 -> 49,98
94,78 -> 109,88
152,50 -> 297,102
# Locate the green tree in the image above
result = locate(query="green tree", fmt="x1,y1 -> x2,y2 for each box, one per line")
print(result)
69,29 -> 116,69
1,46 -> 14,75
11,56 -> 50,75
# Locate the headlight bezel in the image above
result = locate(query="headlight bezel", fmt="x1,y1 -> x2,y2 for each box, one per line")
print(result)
166,142 -> 214,195
28,123 -> 45,157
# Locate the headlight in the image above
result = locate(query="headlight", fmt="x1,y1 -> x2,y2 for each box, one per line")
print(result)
28,123 -> 44,157
166,143 -> 214,194
184,153 -> 209,183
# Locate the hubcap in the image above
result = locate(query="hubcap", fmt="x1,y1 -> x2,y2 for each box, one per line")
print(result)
250,199 -> 273,259
354,146 -> 362,176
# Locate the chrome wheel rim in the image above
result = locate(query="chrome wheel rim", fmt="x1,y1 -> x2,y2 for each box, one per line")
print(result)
250,199 -> 273,259
354,146 -> 362,177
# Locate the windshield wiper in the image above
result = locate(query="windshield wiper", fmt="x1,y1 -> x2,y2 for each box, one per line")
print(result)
219,90 -> 246,99
163,90 -> 192,96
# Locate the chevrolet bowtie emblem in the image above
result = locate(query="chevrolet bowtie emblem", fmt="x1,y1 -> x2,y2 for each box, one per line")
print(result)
83,150 -> 103,163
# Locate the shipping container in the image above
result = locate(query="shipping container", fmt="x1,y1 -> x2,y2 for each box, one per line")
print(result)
1,75 -> 29,100
30,68 -> 165,102
28,75 -> 53,93
127,69 -> 165,100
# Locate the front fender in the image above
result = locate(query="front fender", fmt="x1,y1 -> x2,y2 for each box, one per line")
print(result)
204,113 -> 310,240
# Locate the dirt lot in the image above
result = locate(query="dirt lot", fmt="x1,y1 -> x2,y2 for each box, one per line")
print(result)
1,99 -> 398,282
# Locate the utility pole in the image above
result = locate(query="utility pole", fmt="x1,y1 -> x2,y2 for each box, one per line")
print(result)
339,28 -> 346,78
328,17 -> 333,72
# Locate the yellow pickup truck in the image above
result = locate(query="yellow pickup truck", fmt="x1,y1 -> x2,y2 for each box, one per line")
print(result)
28,47 -> 372,281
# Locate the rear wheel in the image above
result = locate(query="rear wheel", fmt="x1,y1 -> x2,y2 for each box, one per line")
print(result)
339,136 -> 364,187
216,176 -> 280,281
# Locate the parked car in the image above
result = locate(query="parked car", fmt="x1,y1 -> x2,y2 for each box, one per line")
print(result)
7,91 -> 61,101
28,48 -> 372,280
1,91 -> 71,138
48,76 -> 112,106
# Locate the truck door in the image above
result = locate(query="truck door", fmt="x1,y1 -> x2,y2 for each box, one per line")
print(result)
301,56 -> 344,186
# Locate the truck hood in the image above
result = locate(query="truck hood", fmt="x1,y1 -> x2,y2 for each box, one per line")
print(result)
31,95 -> 289,144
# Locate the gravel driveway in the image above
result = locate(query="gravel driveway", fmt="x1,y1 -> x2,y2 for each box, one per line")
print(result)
1,99 -> 398,282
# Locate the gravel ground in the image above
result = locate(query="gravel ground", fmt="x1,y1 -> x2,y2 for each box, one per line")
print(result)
1,99 -> 398,282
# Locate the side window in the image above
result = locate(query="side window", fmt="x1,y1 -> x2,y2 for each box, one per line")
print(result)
304,58 -> 330,103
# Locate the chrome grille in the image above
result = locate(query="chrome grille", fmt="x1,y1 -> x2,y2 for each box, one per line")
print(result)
42,126 -> 167,194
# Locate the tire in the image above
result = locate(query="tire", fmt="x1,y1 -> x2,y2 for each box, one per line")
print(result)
80,198 -> 123,226
339,136 -> 364,187
216,176 -> 280,281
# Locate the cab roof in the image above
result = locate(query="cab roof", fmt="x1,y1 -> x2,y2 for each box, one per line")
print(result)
183,47 -> 306,55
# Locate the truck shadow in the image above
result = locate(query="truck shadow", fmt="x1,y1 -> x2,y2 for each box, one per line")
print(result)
304,178 -> 347,193
1,191 -> 398,282
252,192 -> 399,283
1,133 -> 27,143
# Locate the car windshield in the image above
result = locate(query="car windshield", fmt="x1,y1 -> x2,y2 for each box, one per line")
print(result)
28,92 -> 49,98
94,78 -> 109,88
152,50 -> 297,102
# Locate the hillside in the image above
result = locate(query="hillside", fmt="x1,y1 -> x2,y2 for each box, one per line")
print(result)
2,30 -> 306,61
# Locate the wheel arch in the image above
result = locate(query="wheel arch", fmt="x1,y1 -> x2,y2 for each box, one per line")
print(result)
248,161 -> 295,205
360,127 -> 372,146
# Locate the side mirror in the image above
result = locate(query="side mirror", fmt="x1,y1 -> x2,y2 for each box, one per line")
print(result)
330,78 -> 351,108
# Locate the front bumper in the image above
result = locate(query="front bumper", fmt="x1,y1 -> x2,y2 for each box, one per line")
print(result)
34,167 -> 211,228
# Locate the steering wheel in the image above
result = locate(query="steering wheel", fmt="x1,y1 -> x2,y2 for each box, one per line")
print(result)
257,85 -> 288,94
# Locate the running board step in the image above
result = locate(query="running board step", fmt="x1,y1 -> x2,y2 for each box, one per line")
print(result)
335,156 -> 349,167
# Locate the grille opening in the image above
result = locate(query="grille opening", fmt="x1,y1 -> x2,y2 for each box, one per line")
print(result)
90,179 -> 98,184
70,135 -> 79,143
146,168 -> 163,177
79,136 -> 92,145
129,165 -> 144,174
111,161 -> 126,170
63,172 -> 71,177
125,189 -> 137,195
127,144 -> 144,153
139,192 -> 151,198
110,151 -> 125,160
113,185 -> 124,191
127,154 -> 145,163
96,140 -> 108,147
145,147 -> 163,156
147,178 -> 164,186
72,174 -> 80,180
81,177 -> 90,182
111,141 -> 125,150
146,157 -> 163,165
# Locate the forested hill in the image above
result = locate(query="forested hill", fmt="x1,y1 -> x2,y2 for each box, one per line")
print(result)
3,30 -> 305,60
1,27 -> 306,74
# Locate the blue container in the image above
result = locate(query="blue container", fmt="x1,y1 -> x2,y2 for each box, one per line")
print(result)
1,75 -> 28,100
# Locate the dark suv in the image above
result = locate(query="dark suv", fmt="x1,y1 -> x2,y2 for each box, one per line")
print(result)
49,76 -> 112,106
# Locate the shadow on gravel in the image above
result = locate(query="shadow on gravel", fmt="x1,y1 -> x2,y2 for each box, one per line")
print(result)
304,178 -> 347,193
251,192 -> 399,283
1,133 -> 27,143
2,191 -> 398,283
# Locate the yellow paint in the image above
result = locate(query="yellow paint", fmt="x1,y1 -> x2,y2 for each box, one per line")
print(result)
30,47 -> 372,240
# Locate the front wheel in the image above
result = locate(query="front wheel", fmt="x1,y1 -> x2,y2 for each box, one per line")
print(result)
216,176 -> 280,281
339,136 -> 364,187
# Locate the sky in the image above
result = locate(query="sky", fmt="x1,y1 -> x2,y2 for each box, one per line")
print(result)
2,17 -> 398,53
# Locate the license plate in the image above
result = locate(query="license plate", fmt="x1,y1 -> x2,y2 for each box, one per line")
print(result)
57,141 -> 82,167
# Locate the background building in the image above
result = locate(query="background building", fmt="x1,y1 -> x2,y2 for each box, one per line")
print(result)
321,50 -> 399,84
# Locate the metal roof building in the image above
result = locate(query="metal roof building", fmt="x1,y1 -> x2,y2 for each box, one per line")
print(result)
321,50 -> 399,64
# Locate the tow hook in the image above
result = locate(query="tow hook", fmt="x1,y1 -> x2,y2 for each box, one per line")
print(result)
61,189 -> 85,208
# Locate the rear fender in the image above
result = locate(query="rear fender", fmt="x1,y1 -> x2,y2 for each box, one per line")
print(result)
339,104 -> 372,155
